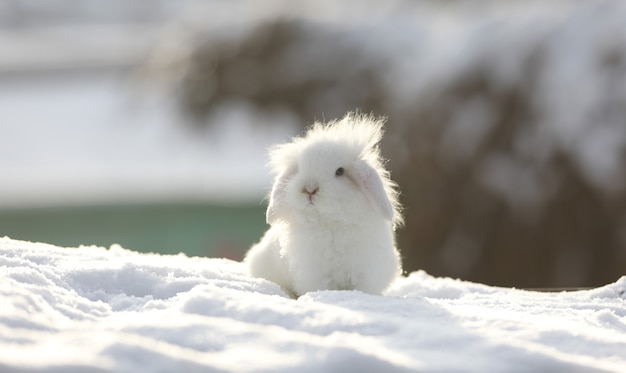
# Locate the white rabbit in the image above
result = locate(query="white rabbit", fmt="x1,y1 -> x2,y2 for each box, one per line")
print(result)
244,113 -> 403,297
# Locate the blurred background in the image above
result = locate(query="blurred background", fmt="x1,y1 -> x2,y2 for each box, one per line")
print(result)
1,0 -> 625,288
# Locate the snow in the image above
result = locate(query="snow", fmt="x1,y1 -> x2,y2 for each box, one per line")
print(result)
1,237 -> 625,372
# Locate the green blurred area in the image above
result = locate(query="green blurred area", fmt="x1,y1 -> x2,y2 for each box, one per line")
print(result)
0,203 -> 267,261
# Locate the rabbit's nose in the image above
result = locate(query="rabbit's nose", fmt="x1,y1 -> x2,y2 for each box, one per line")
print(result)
303,181 -> 319,195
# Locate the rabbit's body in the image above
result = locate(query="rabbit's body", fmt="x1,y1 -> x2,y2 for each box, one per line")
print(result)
249,217 -> 400,296
245,113 -> 403,297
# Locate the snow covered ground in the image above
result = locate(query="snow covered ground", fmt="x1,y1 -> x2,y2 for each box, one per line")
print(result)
1,237 -> 625,372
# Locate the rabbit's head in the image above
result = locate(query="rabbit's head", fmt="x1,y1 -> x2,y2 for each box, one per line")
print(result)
265,113 -> 402,228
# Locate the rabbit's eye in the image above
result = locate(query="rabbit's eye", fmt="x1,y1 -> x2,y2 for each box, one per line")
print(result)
335,167 -> 345,176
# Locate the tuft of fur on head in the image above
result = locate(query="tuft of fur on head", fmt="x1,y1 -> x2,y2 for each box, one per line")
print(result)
268,112 -> 403,228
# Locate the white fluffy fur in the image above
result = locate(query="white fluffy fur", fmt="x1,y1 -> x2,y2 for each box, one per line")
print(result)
245,113 -> 403,297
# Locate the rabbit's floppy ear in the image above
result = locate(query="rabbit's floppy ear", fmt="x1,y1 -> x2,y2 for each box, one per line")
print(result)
266,164 -> 297,225
351,160 -> 394,221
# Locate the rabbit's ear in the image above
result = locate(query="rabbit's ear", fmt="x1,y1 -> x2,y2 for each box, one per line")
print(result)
266,165 -> 297,224
351,160 -> 394,221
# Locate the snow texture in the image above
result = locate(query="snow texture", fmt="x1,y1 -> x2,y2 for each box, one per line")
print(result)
1,237 -> 625,372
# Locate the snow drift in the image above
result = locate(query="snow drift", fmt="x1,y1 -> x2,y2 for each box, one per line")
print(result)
1,237 -> 625,372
